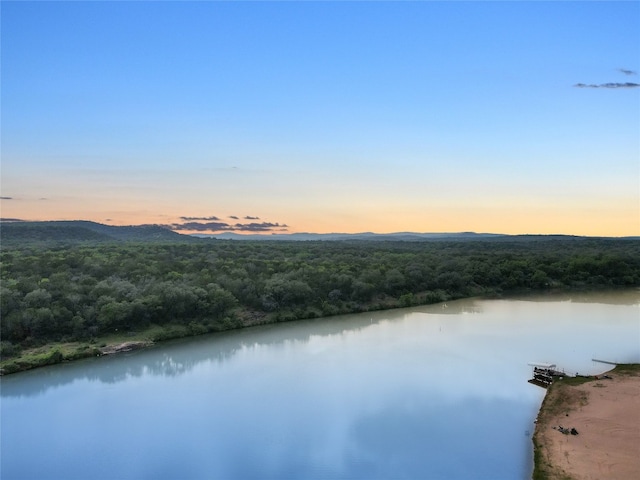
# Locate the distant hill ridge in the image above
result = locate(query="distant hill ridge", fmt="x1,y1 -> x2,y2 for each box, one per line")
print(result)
193,231 -> 508,241
0,220 -> 189,244
192,231 -> 614,241
1,220 -> 638,245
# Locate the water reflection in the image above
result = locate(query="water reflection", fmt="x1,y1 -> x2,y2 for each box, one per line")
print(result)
2,290 -> 638,399
1,290 -> 639,480
1,311 -> 391,398
349,396 -> 531,479
491,288 -> 640,305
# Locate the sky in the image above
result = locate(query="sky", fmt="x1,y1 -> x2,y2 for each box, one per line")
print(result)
1,0 -> 639,236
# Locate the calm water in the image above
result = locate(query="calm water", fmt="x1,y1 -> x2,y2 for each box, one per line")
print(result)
2,290 -> 639,480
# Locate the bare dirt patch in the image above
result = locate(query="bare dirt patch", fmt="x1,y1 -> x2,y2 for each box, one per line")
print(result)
533,367 -> 640,480
99,340 -> 153,355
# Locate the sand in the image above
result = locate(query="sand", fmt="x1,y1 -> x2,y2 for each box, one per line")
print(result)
533,367 -> 640,480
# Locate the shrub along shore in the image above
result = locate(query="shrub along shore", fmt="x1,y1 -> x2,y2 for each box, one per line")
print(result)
2,237 -> 639,374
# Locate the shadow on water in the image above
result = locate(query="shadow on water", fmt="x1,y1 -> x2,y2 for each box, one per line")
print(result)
0,308 -> 395,398
2,289 -> 638,399
493,288 -> 640,305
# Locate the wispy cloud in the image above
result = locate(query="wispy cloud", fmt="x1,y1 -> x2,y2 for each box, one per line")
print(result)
228,215 -> 239,220
575,68 -> 639,89
173,221 -> 231,231
179,215 -> 221,221
0,196 -> 14,200
171,217 -> 288,233
235,222 -> 287,232
244,215 -> 260,220
574,82 -> 639,89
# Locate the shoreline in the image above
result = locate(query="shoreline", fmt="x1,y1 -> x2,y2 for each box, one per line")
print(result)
532,364 -> 640,479
0,291 -> 496,376
3,287 -> 636,376
0,339 -> 155,376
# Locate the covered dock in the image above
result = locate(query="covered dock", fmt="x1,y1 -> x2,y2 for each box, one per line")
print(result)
527,362 -> 564,388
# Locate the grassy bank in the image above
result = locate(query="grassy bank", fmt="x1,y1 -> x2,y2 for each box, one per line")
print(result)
0,328 -> 157,375
0,320 -> 255,375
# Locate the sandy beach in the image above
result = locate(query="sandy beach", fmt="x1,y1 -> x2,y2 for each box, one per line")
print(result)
533,366 -> 640,480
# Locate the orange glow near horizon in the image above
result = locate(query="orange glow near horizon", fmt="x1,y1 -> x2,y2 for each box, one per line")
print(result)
2,198 -> 638,237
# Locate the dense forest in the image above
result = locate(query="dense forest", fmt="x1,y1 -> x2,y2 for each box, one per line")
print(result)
2,234 -> 639,365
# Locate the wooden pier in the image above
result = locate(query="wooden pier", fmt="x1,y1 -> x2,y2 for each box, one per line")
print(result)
592,358 -> 618,366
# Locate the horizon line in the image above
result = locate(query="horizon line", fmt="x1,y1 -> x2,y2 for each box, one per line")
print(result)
2,218 -> 639,239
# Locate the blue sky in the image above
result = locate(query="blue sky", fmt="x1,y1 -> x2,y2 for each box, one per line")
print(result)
2,1 -> 639,235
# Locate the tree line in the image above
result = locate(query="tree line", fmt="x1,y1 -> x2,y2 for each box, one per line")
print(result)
1,237 -> 639,357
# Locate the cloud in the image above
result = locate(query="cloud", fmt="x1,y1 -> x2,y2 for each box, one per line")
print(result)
173,221 -> 232,231
244,215 -> 260,220
171,220 -> 289,233
0,218 -> 25,222
0,196 -> 13,200
179,215 -> 221,221
234,222 -> 288,232
575,69 -> 639,88
574,82 -> 639,89
228,215 -> 239,220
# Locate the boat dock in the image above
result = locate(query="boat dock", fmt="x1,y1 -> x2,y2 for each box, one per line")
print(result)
527,362 -> 565,388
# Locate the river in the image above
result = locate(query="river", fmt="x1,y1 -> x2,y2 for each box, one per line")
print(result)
1,290 -> 639,480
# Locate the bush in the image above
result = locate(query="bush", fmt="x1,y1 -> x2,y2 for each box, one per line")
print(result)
150,325 -> 189,342
45,349 -> 64,365
188,321 -> 208,336
0,341 -> 21,359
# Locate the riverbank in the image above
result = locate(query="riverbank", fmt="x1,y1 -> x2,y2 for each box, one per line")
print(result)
0,292 -> 462,375
532,364 -> 640,480
0,336 -> 155,375
2,288 -> 638,376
